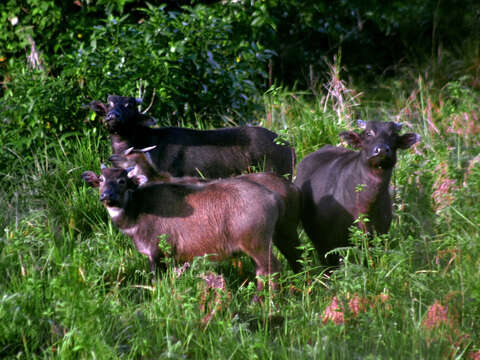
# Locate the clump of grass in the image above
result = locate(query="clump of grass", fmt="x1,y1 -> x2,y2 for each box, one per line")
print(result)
263,56 -> 362,160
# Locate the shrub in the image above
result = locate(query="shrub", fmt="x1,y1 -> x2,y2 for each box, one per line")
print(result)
0,3 -> 274,174
67,4 -> 272,124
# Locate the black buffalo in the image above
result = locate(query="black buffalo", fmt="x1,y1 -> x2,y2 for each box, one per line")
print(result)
294,120 -> 420,266
89,95 -> 295,179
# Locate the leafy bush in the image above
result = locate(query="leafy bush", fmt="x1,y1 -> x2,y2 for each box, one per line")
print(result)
0,0 -> 61,61
0,3 -> 274,175
67,4 -> 273,123
225,0 -> 480,85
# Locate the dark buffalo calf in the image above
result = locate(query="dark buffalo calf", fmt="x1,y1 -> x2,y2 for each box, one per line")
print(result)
109,147 -> 303,273
89,95 -> 295,179
82,167 -> 283,290
295,120 -> 420,266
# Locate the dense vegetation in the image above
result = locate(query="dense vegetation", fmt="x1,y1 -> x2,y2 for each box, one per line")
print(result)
1,1 -> 480,358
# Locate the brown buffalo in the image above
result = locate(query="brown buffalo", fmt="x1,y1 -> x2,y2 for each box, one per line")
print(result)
82,166 -> 284,290
109,147 -> 303,273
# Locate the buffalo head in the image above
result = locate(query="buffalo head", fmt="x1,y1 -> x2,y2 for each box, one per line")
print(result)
340,120 -> 420,169
89,95 -> 154,133
82,167 -> 140,208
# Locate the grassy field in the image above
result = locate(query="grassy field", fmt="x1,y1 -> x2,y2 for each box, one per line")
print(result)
1,63 -> 480,358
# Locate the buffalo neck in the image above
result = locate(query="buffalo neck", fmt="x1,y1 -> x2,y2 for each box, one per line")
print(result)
110,133 -> 131,155
356,151 -> 394,188
109,121 -> 159,155
105,190 -> 137,230
350,151 -> 394,214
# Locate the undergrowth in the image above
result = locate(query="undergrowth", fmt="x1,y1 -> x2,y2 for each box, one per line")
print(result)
1,59 -> 480,358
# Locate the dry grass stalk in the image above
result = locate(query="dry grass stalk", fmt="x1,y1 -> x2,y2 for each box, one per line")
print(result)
422,297 -> 475,357
432,162 -> 458,212
198,272 -> 230,326
322,293 -> 391,325
447,112 -> 480,146
27,36 -> 44,71
463,154 -> 480,187
322,56 -> 361,125
322,296 -> 344,325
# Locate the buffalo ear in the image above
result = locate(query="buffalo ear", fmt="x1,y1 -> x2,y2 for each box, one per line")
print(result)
132,174 -> 148,186
82,171 -> 100,188
339,131 -> 362,149
397,133 -> 420,149
88,101 -> 107,117
138,114 -> 157,127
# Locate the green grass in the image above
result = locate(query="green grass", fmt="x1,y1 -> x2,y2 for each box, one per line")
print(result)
1,66 -> 480,358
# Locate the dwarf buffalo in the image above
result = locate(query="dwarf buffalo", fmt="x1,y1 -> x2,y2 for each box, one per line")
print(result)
82,167 -> 283,290
294,120 -> 420,266
89,95 -> 295,179
109,147 -> 302,273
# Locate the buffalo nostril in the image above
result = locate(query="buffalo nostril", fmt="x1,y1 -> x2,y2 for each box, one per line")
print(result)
373,145 -> 391,156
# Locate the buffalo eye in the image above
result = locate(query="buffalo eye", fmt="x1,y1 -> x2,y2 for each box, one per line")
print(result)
366,130 -> 375,137
118,178 -> 126,185
99,175 -> 105,183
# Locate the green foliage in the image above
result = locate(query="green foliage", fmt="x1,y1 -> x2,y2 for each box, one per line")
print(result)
2,0 -> 479,90
67,5 -> 272,123
0,0 -> 142,68
0,0 -> 61,57
1,2 -> 480,358
0,69 -> 89,155
0,3 -> 274,175
2,64 -> 480,357
225,0 -> 480,83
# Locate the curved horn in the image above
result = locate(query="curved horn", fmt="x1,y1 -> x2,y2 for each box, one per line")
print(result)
140,145 -> 157,153
123,147 -> 134,155
357,120 -> 367,129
